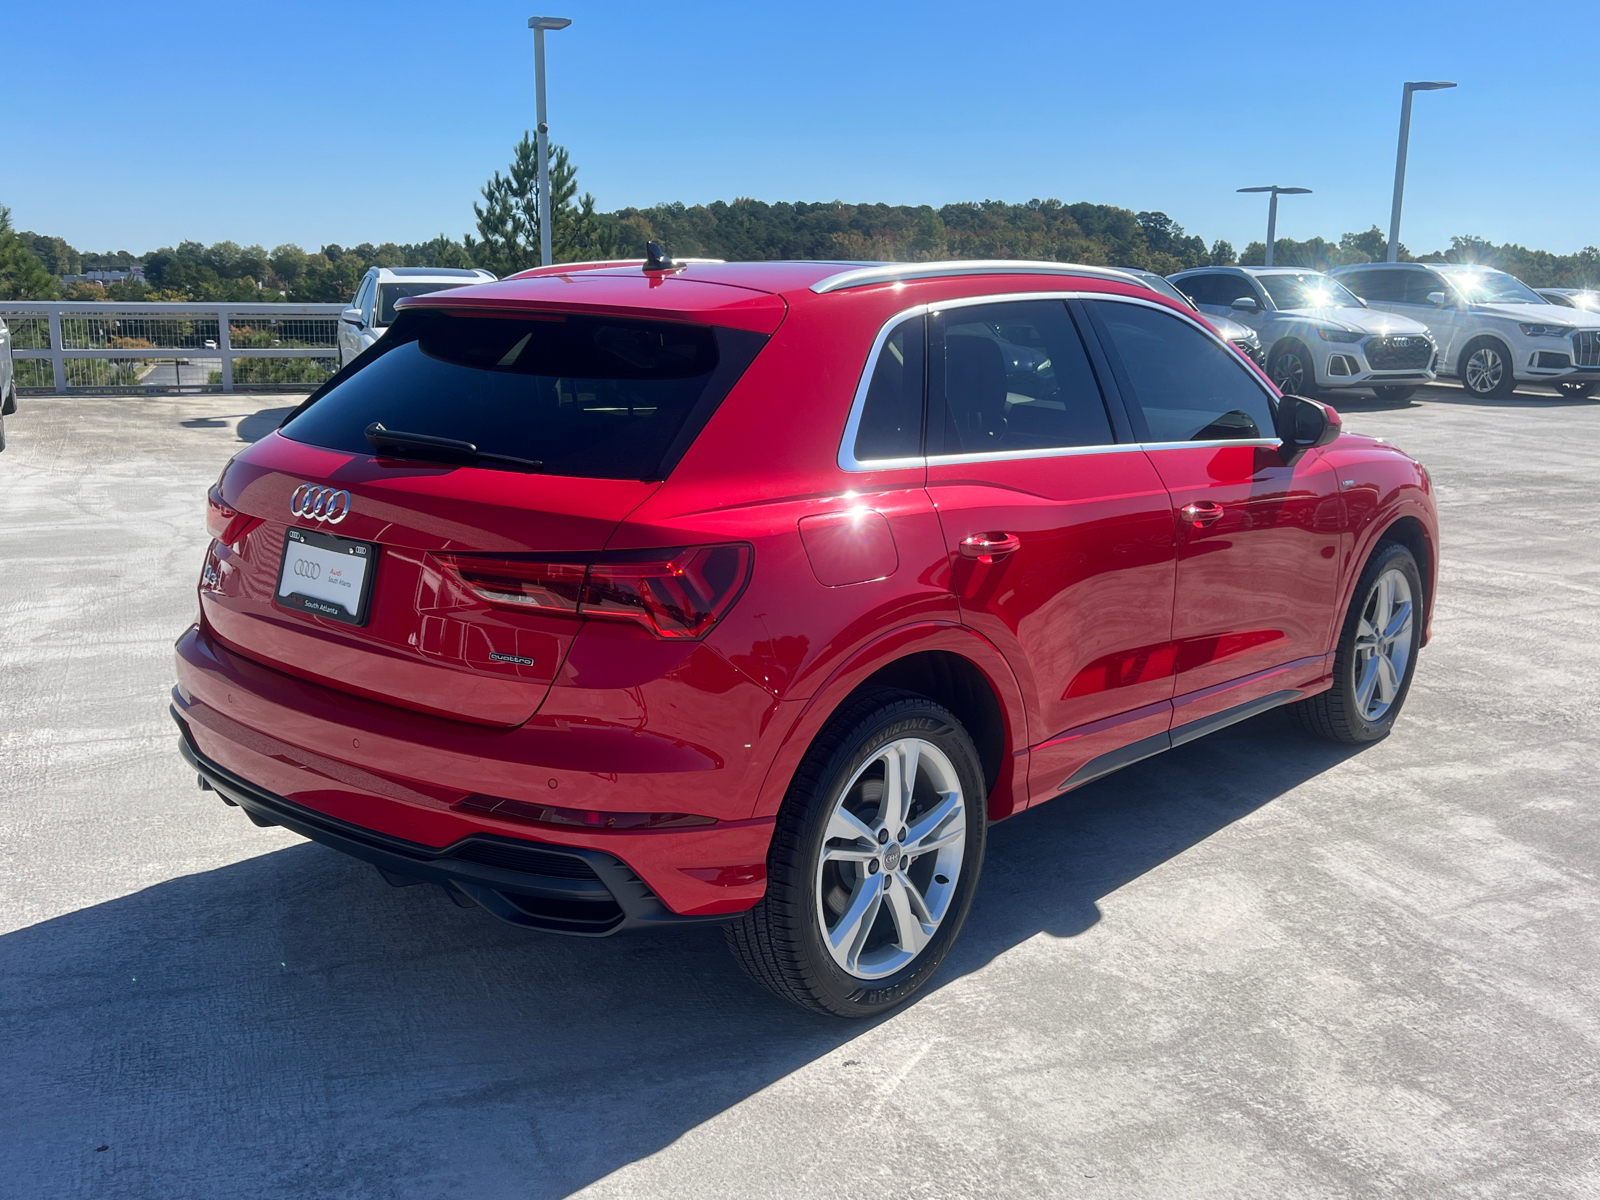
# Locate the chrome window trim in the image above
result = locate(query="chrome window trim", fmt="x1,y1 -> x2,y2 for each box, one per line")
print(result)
811,260 -> 1144,296
838,291 -> 1283,472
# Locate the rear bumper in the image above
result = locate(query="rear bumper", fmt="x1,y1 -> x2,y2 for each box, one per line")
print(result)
174,705 -> 732,936
172,622 -> 776,918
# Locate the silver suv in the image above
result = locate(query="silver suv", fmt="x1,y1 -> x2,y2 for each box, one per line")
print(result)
1170,266 -> 1436,401
338,267 -> 496,368
1333,263 -> 1600,399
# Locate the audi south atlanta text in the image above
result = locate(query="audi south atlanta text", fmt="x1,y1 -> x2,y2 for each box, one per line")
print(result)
174,255 -> 1438,1017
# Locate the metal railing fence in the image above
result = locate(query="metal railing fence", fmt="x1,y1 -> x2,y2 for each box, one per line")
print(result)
0,301 -> 345,394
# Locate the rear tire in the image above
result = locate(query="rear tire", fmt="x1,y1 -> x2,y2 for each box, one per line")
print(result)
1372,385 -> 1417,403
725,689 -> 987,1018
1459,337 -> 1517,398
1269,340 -> 1315,396
1556,381 -> 1595,398
1292,542 -> 1424,744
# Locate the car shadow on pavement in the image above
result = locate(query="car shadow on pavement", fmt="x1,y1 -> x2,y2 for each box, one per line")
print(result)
0,709 -> 1363,1198
235,407 -> 296,442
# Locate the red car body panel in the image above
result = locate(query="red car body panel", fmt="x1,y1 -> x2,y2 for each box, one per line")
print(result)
175,261 -> 1439,926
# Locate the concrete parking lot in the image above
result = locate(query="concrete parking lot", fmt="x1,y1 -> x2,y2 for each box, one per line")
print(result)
2,383 -> 1598,1199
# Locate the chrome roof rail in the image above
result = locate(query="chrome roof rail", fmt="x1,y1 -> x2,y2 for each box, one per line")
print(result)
809,260 -> 1142,295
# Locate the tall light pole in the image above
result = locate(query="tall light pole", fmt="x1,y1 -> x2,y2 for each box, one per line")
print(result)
1238,185 -> 1312,267
1387,81 -> 1456,262
528,15 -> 572,267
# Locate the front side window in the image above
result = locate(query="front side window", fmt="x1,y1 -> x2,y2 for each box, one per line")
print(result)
930,300 -> 1114,456
853,315 -> 925,461
282,310 -> 766,480
1091,301 -> 1277,443
1179,273 -> 1259,308
1341,270 -> 1407,303
1258,273 -> 1365,311
1399,271 -> 1447,305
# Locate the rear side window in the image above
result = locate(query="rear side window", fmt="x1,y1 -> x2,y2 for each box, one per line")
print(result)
853,315 -> 926,461
1090,300 -> 1277,443
281,310 -> 766,480
931,300 -> 1114,455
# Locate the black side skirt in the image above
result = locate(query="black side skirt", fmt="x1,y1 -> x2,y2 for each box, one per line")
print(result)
1058,689 -> 1302,794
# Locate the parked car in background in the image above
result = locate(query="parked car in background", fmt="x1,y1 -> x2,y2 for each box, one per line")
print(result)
1332,263 -> 1600,399
1170,267 -> 1436,401
175,256 -> 1438,1018
338,266 -> 496,367
0,316 -> 15,453
1537,288 -> 1600,314
1116,267 -> 1265,367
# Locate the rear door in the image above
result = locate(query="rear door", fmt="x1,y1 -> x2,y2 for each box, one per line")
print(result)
922,297 -> 1178,803
1086,297 -> 1344,735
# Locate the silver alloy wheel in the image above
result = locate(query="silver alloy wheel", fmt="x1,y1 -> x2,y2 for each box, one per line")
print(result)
1273,349 -> 1308,394
1353,567 -> 1414,722
816,737 -> 967,980
1465,346 -> 1505,394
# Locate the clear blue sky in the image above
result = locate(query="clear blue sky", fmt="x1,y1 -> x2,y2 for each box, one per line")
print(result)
7,0 -> 1595,257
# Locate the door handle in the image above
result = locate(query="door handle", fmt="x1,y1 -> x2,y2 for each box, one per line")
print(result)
959,532 -> 1022,563
1180,501 -> 1224,527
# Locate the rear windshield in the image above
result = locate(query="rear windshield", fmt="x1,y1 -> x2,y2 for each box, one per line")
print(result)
281,310 -> 767,480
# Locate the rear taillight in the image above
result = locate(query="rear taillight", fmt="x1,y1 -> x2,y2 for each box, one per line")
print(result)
206,485 -> 259,545
582,544 -> 754,639
433,543 -> 753,640
433,554 -> 589,612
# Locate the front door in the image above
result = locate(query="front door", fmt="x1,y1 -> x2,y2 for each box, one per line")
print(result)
921,298 -> 1178,805
1086,297 -> 1344,735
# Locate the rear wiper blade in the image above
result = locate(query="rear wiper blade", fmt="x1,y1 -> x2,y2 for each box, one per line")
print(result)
364,422 -> 543,472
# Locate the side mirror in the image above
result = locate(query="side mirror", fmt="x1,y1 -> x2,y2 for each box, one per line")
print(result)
1427,291 -> 1449,307
1275,394 -> 1341,464
1230,296 -> 1262,313
340,306 -> 364,326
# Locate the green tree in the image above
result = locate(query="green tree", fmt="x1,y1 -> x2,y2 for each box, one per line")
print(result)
470,134 -> 617,274
0,206 -> 60,299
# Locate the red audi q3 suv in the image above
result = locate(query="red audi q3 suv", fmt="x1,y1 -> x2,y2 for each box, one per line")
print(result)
174,256 -> 1438,1017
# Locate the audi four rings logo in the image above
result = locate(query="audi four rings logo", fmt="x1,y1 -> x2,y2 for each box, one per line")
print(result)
293,559 -> 322,579
290,484 -> 352,524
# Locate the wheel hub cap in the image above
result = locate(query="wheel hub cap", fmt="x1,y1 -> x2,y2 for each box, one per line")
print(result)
815,737 -> 967,981
1352,567 -> 1414,722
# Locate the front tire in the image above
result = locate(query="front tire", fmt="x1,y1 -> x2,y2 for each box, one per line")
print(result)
1292,541 -> 1424,744
1269,341 -> 1315,396
1459,337 -> 1517,398
725,689 -> 988,1018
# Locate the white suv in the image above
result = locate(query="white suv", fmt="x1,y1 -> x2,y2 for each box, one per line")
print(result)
1169,266 -> 1437,401
338,267 -> 496,368
1332,263 -> 1600,399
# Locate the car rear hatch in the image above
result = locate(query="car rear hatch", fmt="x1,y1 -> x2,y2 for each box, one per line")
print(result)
199,300 -> 774,727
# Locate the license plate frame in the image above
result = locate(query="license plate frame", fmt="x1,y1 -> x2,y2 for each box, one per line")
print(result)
274,526 -> 379,626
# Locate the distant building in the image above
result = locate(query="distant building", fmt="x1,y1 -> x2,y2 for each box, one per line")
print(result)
60,267 -> 146,285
